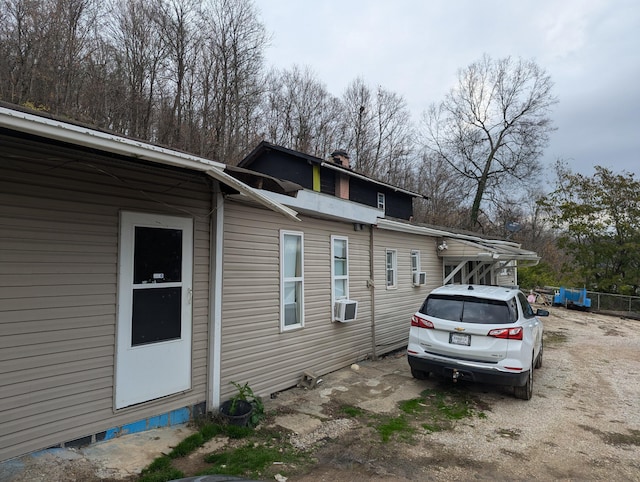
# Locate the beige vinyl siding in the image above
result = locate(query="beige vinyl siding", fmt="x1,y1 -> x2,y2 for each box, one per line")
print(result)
496,262 -> 518,287
441,238 -> 485,257
0,139 -> 212,461
220,201 -> 372,401
373,228 -> 442,354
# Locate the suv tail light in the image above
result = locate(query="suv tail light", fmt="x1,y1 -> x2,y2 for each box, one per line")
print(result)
411,314 -> 434,329
487,327 -> 523,340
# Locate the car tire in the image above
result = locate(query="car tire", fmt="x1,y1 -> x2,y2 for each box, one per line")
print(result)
411,368 -> 430,380
534,340 -> 543,369
514,356 -> 534,400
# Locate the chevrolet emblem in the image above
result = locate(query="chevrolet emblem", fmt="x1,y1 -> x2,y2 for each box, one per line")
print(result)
454,327 -> 465,332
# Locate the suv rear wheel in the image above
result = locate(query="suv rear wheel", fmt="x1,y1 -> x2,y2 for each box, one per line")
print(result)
411,368 -> 430,380
514,355 -> 534,400
534,340 -> 543,369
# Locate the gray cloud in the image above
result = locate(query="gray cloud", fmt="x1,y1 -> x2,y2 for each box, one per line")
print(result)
256,0 -> 640,177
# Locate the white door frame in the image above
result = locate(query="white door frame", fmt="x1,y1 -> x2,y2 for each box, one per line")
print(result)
115,211 -> 193,409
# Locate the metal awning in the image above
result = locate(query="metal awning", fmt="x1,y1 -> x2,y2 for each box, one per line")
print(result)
439,237 -> 540,264
376,218 -> 540,285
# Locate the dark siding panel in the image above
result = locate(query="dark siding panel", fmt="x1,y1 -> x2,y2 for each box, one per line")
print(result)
384,191 -> 413,220
320,169 -> 335,195
249,152 -> 314,189
349,178 -> 414,220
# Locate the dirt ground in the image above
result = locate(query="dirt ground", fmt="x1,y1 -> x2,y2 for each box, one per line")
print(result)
5,306 -> 640,481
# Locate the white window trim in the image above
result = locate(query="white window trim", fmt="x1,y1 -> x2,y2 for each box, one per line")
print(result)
280,230 -> 304,331
386,248 -> 397,289
331,235 -> 349,320
411,249 -> 421,274
377,192 -> 386,210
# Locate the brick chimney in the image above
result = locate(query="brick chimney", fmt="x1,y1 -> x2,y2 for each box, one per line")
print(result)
330,150 -> 350,167
329,150 -> 350,200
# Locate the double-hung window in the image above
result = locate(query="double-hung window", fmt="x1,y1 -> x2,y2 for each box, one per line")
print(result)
331,236 -> 349,314
281,230 -> 304,330
377,192 -> 386,210
386,249 -> 397,289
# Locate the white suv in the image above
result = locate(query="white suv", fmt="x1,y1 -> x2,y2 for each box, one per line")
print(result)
407,284 -> 549,399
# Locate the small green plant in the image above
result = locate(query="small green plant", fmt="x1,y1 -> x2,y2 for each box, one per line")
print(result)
544,330 -> 568,345
399,398 -> 426,415
227,381 -> 265,427
340,404 -> 365,417
138,455 -> 184,482
141,422 -> 248,481
375,415 -> 414,442
201,442 -> 310,478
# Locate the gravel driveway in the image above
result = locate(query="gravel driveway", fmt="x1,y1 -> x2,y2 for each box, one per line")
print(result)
280,306 -> 640,481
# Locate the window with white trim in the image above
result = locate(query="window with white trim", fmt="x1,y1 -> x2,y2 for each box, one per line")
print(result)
377,192 -> 386,210
386,249 -> 397,288
281,230 -> 304,330
411,250 -> 420,274
331,236 -> 349,313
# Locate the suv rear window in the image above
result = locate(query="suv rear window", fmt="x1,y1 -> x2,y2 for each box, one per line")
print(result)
420,294 -> 517,324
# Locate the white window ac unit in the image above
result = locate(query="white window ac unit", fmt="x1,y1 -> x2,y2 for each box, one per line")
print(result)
334,299 -> 358,322
413,271 -> 427,286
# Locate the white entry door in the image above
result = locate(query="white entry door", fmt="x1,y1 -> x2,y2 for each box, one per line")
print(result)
115,212 -> 193,409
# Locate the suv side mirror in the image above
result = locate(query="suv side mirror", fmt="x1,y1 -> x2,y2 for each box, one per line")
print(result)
536,309 -> 549,317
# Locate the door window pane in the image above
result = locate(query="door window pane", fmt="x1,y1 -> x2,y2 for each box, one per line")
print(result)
132,287 -> 181,345
134,227 -> 182,283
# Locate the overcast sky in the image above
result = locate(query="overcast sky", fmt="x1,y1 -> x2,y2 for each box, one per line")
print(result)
255,0 -> 639,179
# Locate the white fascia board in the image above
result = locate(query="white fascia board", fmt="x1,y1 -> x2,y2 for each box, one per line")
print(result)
377,218 -> 539,263
1,106 -> 299,222
376,218 -> 453,238
242,189 -> 382,224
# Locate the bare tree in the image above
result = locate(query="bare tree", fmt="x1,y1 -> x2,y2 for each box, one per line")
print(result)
259,65 -> 344,157
342,78 -> 376,170
0,0 -> 45,104
0,0 -> 99,116
341,79 -> 414,182
154,0 -> 201,148
105,0 -> 165,138
199,0 -> 268,163
420,54 -> 557,231
411,150 -> 470,227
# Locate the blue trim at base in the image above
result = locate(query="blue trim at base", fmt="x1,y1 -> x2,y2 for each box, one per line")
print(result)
103,402 -> 205,441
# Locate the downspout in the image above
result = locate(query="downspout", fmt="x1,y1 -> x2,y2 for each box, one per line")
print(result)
207,187 -> 224,410
369,225 -> 377,360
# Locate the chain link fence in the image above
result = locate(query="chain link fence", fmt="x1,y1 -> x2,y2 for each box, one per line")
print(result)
587,290 -> 640,317
533,287 -> 640,319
